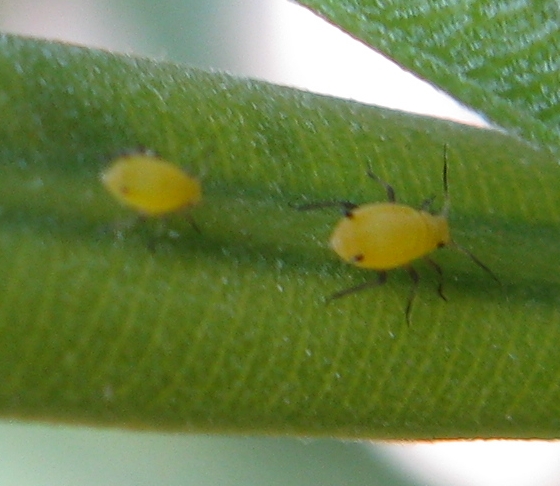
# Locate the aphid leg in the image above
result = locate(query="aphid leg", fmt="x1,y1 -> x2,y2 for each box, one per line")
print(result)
404,266 -> 420,326
419,195 -> 436,212
451,242 -> 501,284
292,201 -> 358,216
147,217 -> 168,253
327,271 -> 388,302
366,168 -> 396,202
424,257 -> 447,301
186,212 -> 201,233
147,236 -> 158,253
108,214 -> 143,239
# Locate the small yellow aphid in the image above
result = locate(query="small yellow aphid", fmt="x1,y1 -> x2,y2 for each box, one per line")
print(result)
296,145 -> 499,324
101,150 -> 201,217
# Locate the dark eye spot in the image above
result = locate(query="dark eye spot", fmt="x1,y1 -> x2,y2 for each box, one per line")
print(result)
352,254 -> 364,262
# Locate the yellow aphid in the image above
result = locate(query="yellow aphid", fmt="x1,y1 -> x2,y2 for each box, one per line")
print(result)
296,145 -> 499,324
101,150 -> 201,217
330,202 -> 450,270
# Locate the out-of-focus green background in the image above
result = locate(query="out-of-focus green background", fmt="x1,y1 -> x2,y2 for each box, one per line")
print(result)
1,1 -> 558,485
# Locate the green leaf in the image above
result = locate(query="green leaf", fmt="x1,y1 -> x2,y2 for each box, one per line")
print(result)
0,32 -> 559,439
297,0 -> 560,153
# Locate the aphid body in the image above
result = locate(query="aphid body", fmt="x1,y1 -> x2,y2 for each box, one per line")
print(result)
331,202 -> 450,270
102,151 -> 201,217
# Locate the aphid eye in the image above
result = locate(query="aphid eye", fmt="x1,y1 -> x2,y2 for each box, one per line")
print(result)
352,254 -> 365,263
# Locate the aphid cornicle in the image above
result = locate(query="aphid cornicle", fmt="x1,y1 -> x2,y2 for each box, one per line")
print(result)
101,150 -> 201,217
296,145 -> 499,324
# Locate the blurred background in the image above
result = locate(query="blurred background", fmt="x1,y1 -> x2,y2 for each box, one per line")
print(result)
1,0 -> 560,484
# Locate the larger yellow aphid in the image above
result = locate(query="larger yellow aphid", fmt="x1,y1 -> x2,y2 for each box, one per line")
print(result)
101,150 -> 201,217
296,145 -> 499,324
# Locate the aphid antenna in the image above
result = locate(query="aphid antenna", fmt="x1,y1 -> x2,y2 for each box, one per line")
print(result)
441,143 -> 451,218
450,241 -> 501,285
441,144 -> 500,285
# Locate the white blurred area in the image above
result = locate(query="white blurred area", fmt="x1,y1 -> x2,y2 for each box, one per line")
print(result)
1,1 -> 559,485
380,441 -> 560,486
2,0 -> 486,125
